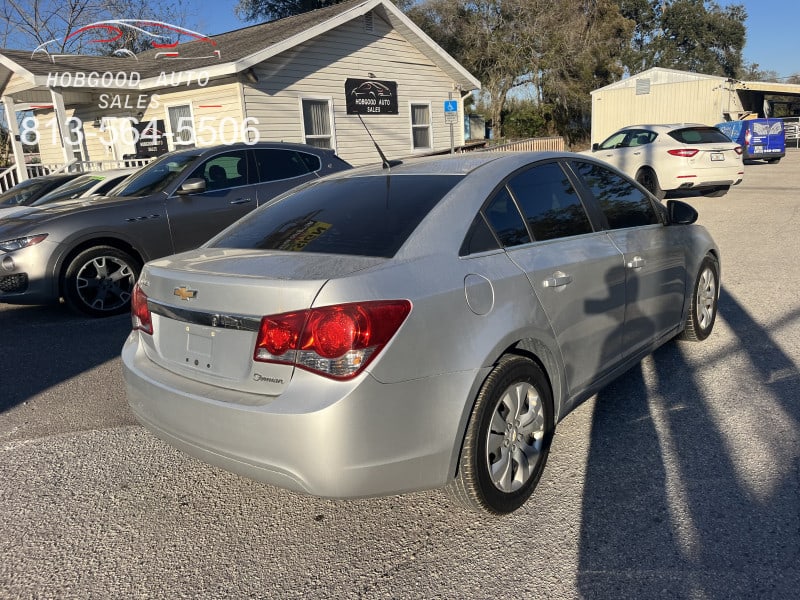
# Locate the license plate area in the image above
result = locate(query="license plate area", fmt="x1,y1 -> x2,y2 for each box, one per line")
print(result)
152,316 -> 254,380
710,152 -> 724,161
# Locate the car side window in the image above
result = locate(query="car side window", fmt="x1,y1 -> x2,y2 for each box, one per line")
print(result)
482,187 -> 531,247
460,214 -> 501,255
507,162 -> 593,241
253,149 -> 312,182
189,151 -> 249,191
598,131 -> 628,150
628,130 -> 656,147
572,161 -> 661,229
297,152 -> 322,173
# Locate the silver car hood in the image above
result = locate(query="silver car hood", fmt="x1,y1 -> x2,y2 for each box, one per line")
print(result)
137,249 -> 387,397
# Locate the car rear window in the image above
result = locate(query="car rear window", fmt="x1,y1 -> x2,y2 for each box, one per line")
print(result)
669,127 -> 732,144
211,174 -> 464,258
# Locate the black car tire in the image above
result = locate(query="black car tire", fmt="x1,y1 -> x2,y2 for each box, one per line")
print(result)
62,245 -> 141,317
767,158 -> 781,164
448,354 -> 554,514
636,167 -> 665,199
678,254 -> 719,342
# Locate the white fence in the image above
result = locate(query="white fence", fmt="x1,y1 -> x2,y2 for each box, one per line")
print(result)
478,137 -> 566,153
0,157 -> 154,193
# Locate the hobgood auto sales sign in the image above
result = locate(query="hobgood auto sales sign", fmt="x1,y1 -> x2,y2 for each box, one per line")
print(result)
345,79 -> 398,115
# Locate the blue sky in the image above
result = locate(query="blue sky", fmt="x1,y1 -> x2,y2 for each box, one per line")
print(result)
195,0 -> 799,79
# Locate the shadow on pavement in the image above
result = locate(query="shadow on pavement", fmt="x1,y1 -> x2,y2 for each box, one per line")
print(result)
577,289 -> 800,598
0,303 -> 132,413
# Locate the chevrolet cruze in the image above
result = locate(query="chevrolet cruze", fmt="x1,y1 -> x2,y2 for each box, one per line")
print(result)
122,152 -> 720,514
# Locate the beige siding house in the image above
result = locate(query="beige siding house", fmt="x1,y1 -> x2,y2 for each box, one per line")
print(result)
0,0 -> 480,189
590,67 -> 800,145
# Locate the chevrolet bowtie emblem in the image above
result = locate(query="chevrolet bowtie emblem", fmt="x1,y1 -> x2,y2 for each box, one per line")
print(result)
173,286 -> 198,301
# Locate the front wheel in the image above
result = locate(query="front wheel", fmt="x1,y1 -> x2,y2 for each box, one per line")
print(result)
62,246 -> 141,317
448,354 -> 554,514
635,168 -> 665,199
678,255 -> 719,342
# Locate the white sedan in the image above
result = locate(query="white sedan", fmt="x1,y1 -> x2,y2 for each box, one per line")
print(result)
587,124 -> 744,198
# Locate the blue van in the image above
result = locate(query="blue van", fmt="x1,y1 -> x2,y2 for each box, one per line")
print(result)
716,118 -> 785,163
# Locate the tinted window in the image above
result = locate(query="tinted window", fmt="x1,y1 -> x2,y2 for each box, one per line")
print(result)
33,175 -> 103,204
669,126 -> 732,144
298,152 -> 322,173
94,175 -> 129,196
507,162 -> 593,241
253,149 -> 312,182
0,178 -> 54,207
212,174 -> 464,258
482,187 -> 530,247
573,161 -> 660,229
460,214 -> 500,255
189,150 -> 249,190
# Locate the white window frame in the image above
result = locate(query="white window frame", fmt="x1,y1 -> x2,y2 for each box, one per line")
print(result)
164,102 -> 196,151
409,101 -> 433,152
299,96 -> 337,151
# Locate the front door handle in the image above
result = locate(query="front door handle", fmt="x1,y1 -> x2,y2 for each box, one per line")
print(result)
230,198 -> 252,205
627,256 -> 646,269
543,271 -> 573,288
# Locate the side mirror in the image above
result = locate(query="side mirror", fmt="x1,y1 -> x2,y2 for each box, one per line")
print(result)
592,143 -> 599,151
177,178 -> 206,195
666,200 -> 698,225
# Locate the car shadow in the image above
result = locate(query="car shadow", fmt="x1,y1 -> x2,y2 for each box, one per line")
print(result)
0,303 -> 132,414
576,288 -> 800,597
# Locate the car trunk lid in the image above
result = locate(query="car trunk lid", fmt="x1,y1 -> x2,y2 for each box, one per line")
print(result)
136,248 -> 386,398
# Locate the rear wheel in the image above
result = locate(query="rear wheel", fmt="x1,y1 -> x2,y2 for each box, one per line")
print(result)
448,354 -> 554,514
635,167 -> 665,199
767,158 -> 781,164
678,255 -> 719,342
62,245 -> 141,317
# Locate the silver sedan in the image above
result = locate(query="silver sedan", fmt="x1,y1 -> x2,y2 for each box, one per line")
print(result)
123,152 -> 720,514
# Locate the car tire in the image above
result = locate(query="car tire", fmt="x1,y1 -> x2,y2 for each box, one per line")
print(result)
701,185 -> 731,198
678,255 -> 719,342
448,354 -> 554,514
62,245 -> 141,317
767,158 -> 781,164
635,167 -> 665,199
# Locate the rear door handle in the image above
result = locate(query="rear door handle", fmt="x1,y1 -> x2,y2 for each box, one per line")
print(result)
627,256 -> 646,269
543,271 -> 573,288
230,198 -> 252,205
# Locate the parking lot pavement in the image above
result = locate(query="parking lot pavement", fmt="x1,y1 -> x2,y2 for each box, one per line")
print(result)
1,152 -> 799,599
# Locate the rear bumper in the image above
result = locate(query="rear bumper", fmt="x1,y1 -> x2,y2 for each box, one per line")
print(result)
122,332 -> 485,498
665,170 -> 743,191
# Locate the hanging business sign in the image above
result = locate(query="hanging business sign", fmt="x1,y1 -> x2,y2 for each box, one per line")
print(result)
345,78 -> 398,115
133,119 -> 169,157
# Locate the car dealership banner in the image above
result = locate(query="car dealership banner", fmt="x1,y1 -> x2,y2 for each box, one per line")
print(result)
345,79 -> 398,115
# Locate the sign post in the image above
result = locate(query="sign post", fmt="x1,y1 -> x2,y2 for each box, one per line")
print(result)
444,97 -> 458,154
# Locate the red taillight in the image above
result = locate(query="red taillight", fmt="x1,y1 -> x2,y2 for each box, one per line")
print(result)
667,149 -> 699,157
744,129 -> 751,146
131,283 -> 153,335
734,145 -> 743,155
254,300 -> 412,380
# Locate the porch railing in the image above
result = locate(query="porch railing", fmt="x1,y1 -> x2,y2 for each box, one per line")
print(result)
0,157 -> 155,194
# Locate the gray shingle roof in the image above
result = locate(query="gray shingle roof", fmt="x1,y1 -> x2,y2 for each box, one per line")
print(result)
2,0 -> 367,80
